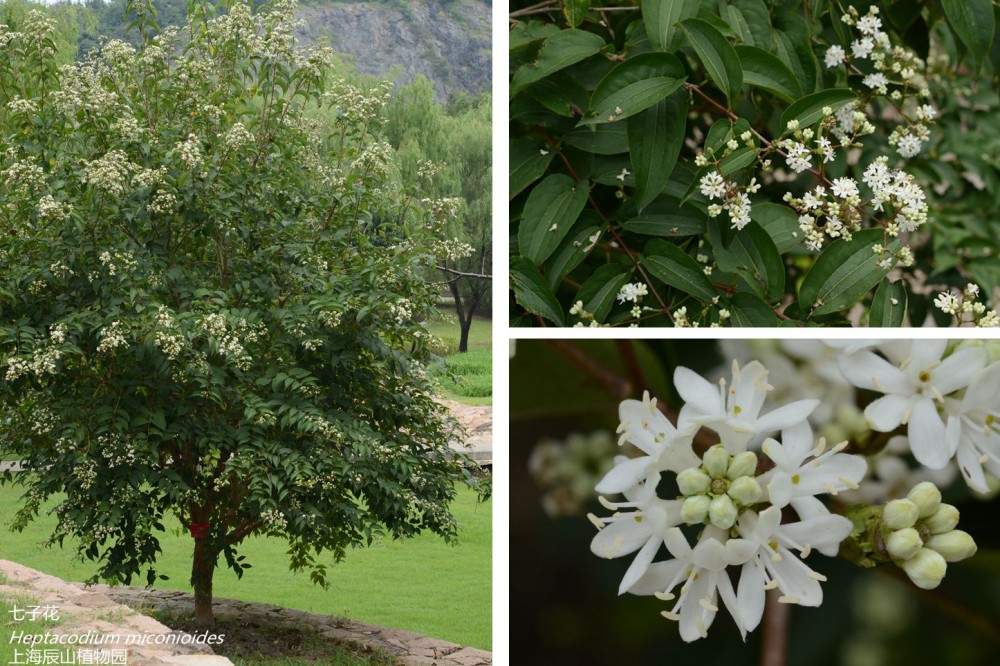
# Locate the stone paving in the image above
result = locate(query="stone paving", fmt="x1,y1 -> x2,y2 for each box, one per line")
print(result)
0,560 -> 225,666
0,560 -> 491,666
440,398 -> 492,467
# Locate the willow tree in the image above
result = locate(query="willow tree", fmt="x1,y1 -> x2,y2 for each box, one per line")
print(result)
0,0 -> 487,626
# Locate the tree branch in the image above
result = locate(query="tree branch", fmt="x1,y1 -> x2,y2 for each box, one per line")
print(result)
761,588 -> 790,666
436,265 -> 492,280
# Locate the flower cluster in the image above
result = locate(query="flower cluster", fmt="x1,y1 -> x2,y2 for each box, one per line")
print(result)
529,431 -> 616,518
83,150 -> 137,197
587,341 -> 995,642
934,283 -> 1000,327
696,141 -> 761,231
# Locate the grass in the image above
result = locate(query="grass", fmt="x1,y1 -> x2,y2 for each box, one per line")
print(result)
0,589 -> 64,666
425,312 -> 492,406
0,485 -> 491,651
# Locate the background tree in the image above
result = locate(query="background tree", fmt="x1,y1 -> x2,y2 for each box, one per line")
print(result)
0,0 -> 487,626
386,77 -> 492,352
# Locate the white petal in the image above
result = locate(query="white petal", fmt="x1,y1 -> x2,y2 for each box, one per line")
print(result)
962,362 -> 1000,412
595,456 -> 651,495
864,393 -> 912,431
760,438 -> 790,469
797,453 -> 868,495
908,339 -> 947,372
730,361 -> 770,420
956,441 -> 989,493
765,549 -> 823,606
591,517 -> 649,559
754,400 -> 820,439
692,536 -> 728,571
753,506 -> 783,543
627,558 -> 688,596
655,438 -> 702,473
837,351 -> 910,393
779,420 -> 816,463
934,347 -> 987,395
737,558 -> 767,633
618,537 -> 662,595
675,366 -> 723,416
766,473 -> 794,508
678,572 -> 715,642
907,398 -> 950,469
715,570 -> 745,640
781,514 -> 853,552
663,526 -> 692,559
945,414 -> 961,457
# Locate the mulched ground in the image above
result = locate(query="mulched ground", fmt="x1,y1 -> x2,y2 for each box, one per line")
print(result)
158,612 -> 399,665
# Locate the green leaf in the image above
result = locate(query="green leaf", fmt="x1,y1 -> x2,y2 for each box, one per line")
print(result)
643,0 -> 700,52
628,89 -> 688,210
510,139 -> 554,199
869,279 -> 908,327
719,146 -> 757,176
563,0 -> 591,28
710,221 -> 785,302
584,53 -> 686,125
518,174 -> 591,265
510,257 -> 566,325
798,229 -> 898,317
511,29 -> 607,95
732,0 -> 772,46
772,15 -> 819,94
941,0 -> 995,66
750,203 -> 801,253
564,125 -> 630,154
728,292 -> 779,326
735,45 -> 801,103
641,244 -> 718,303
622,198 -> 706,237
576,264 -> 629,323
524,73 -> 590,117
681,18 -> 743,103
780,89 -> 856,132
546,221 -> 603,289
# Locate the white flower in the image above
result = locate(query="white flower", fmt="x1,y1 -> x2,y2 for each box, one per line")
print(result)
699,171 -> 727,200
944,363 -> 1000,492
830,177 -> 859,199
736,507 -> 852,615
595,391 -> 700,495
934,292 -> 960,315
837,341 -> 987,469
851,38 -> 874,59
616,282 -> 648,304
589,475 -> 684,594
758,422 -> 867,549
863,72 -> 889,93
627,527 -> 756,641
783,141 -> 812,173
675,360 -> 820,453
824,45 -> 846,68
896,133 -> 922,158
857,14 -> 882,35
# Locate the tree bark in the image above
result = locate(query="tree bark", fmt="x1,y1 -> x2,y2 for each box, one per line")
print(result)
191,535 -> 217,627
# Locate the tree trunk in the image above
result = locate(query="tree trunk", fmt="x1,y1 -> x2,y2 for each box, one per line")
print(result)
448,277 -> 470,353
191,535 -> 217,627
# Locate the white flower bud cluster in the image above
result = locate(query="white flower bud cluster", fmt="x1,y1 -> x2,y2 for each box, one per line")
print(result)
433,237 -> 475,261
175,134 -> 204,170
7,97 -> 38,115
2,156 -> 46,195
260,508 -> 287,531
147,189 -> 178,216
4,346 -> 64,381
529,431 -> 616,518
678,446 -> 762,529
569,301 -> 602,328
882,482 -> 976,589
97,433 -> 137,468
98,250 -> 138,277
111,115 -> 144,144
153,306 -> 184,360
198,313 -> 259,371
222,122 -> 255,151
934,283 -> 1000,327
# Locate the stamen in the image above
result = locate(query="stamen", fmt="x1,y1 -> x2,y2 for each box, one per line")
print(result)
831,440 -> 849,453
811,438 -> 827,457
808,571 -> 827,581
823,482 -> 839,495
778,595 -> 800,604
771,551 -> 782,562
598,496 -> 618,510
699,598 -> 718,612
586,513 -> 604,529
617,433 -> 630,447
613,535 -> 623,552
661,611 -> 681,621
763,579 -> 778,590
654,591 -> 675,601
979,454 -> 989,464
696,619 -> 708,638
800,544 -> 812,558
838,476 -> 860,490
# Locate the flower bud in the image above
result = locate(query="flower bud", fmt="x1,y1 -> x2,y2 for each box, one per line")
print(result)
708,494 -> 738,530
727,476 -> 763,506
726,451 -> 758,479
906,481 -> 942,518
886,527 -> 922,561
901,547 -> 947,590
676,468 -> 711,496
681,495 -> 711,524
883,498 -> 918,530
703,445 -> 730,478
922,503 -> 959,535
925,530 -> 977,563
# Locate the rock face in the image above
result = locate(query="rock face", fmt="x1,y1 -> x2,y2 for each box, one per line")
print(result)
294,0 -> 491,101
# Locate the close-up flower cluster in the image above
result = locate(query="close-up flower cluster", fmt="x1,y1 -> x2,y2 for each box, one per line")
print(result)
511,339 -> 1000,664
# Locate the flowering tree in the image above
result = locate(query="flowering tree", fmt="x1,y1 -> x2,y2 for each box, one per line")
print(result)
509,0 -> 999,327
512,339 -> 998,661
0,0 -> 487,626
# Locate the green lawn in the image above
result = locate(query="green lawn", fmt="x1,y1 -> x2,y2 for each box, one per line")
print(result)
0,484 -> 491,650
425,313 -> 492,406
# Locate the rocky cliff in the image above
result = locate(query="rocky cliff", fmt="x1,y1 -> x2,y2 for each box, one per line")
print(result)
294,0 -> 491,101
